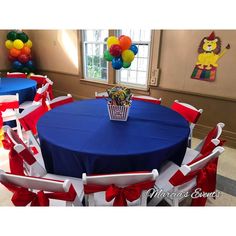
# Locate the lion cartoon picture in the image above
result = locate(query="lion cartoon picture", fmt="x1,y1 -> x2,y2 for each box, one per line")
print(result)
191,31 -> 230,81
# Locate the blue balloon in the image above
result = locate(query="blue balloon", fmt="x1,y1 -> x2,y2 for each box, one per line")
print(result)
112,57 -> 123,70
26,60 -> 35,71
26,60 -> 34,67
12,60 -> 23,70
130,44 -> 138,55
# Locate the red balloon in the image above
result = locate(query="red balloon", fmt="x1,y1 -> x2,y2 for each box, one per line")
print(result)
8,54 -> 16,62
18,54 -> 29,63
109,44 -> 122,57
21,46 -> 31,55
28,54 -> 32,60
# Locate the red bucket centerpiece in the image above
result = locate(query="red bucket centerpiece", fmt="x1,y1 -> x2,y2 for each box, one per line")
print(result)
107,86 -> 132,121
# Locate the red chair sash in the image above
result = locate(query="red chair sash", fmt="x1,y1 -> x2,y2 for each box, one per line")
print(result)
171,102 -> 201,124
2,138 -> 31,176
200,126 -> 226,154
6,73 -> 27,78
33,90 -> 48,108
47,84 -> 54,100
29,75 -> 47,88
0,100 -> 19,128
1,180 -> 77,206
9,148 -> 26,176
17,147 -> 37,165
2,131 -> 38,176
0,101 -> 19,112
169,157 -> 218,206
34,91 -> 46,102
50,97 -> 73,109
2,136 -> 25,177
84,180 -> 155,206
19,105 -> 48,135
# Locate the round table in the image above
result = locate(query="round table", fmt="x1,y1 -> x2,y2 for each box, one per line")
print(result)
0,78 -> 37,103
38,99 -> 190,178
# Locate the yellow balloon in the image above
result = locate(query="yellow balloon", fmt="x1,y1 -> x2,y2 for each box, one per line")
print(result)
13,39 -> 24,49
122,50 -> 135,63
0,127 -> 4,148
25,39 -> 33,48
5,40 -> 13,49
107,36 -> 119,48
28,72 -> 35,78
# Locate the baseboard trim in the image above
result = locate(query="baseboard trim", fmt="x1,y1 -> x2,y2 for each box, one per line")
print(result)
53,89 -> 88,100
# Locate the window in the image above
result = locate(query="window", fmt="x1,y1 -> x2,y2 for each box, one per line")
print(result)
116,30 -> 151,88
82,30 -> 109,81
82,29 -> 152,88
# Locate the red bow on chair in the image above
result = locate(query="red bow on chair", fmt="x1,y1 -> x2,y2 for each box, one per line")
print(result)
84,180 -> 155,206
169,158 -> 218,206
12,188 -> 50,206
2,181 -> 77,206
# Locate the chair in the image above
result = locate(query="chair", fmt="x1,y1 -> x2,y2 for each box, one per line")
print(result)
29,74 -> 48,88
171,100 -> 203,147
19,83 -> 50,110
17,103 -> 49,151
2,126 -> 84,203
181,122 -> 225,165
148,146 -> 224,206
6,72 -> 27,78
29,74 -> 54,99
0,94 -> 23,140
49,94 -> 73,109
0,169 -> 82,206
3,125 -> 46,173
83,169 -> 158,206
132,95 -> 162,105
95,91 -> 108,98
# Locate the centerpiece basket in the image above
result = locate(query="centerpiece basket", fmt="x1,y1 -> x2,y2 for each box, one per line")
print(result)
106,86 -> 132,121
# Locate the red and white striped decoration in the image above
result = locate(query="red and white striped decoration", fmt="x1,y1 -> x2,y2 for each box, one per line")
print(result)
107,104 -> 130,121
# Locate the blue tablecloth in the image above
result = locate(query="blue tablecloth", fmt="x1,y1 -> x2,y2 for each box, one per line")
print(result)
38,99 -> 190,178
0,78 -> 37,103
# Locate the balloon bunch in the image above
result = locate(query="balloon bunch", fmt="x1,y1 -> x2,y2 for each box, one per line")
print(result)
5,30 -> 35,74
104,35 -> 138,70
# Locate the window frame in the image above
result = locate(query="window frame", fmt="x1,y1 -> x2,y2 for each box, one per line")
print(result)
82,30 -> 109,83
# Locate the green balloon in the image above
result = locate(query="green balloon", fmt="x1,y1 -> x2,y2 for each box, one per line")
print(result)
21,67 -> 31,74
123,62 -> 131,68
7,31 -> 18,41
104,50 -> 113,61
17,32 -> 29,43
